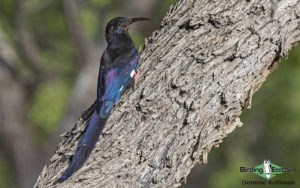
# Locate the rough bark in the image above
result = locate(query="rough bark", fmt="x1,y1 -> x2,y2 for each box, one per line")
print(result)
35,0 -> 300,187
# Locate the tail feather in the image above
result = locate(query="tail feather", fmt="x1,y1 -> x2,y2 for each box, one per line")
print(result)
57,106 -> 111,183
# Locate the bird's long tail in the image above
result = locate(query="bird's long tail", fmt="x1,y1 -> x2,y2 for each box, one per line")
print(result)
57,102 -> 113,183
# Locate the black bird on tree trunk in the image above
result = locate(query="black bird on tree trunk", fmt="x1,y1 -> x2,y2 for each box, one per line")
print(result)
57,16 -> 150,183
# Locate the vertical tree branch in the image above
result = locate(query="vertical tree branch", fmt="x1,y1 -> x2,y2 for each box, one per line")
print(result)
0,29 -> 43,188
62,0 -> 91,67
15,0 -> 43,74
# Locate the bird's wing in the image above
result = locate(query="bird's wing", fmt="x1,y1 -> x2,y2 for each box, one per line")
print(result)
96,51 -> 108,111
99,48 -> 139,105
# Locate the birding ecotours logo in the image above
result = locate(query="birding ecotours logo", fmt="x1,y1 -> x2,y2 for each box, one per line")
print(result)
240,160 -> 297,179
253,160 -> 281,179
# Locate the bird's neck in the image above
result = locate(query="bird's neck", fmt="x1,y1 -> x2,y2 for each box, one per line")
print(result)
106,32 -> 135,51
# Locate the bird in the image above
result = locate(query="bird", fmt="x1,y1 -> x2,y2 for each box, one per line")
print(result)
57,17 -> 150,183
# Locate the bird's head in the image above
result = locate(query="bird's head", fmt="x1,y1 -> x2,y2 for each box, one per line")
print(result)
105,17 -> 150,37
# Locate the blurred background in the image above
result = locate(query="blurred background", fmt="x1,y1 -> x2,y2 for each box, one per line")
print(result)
0,0 -> 299,188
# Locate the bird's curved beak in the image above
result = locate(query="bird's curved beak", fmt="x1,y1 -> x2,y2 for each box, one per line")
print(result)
129,17 -> 151,24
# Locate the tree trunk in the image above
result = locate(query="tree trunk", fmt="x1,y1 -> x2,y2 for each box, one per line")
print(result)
0,29 -> 43,188
35,0 -> 300,187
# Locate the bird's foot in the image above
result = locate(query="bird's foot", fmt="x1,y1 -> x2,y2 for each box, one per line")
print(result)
133,69 -> 140,88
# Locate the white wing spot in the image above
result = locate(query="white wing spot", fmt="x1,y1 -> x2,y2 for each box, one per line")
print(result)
130,70 -> 135,78
119,85 -> 123,91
